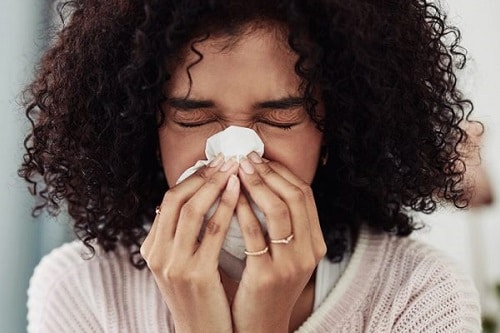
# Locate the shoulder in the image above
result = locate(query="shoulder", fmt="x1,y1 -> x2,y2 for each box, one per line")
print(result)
27,241 -> 126,331
353,227 -> 478,290
27,241 -> 98,317
365,230 -> 481,332
308,228 -> 481,332
27,241 -> 133,305
28,241 -> 111,291
27,241 -> 169,332
380,232 -> 478,299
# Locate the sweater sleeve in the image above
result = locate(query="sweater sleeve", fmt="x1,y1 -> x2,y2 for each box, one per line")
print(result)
389,243 -> 481,333
27,242 -> 106,333
27,241 -> 175,333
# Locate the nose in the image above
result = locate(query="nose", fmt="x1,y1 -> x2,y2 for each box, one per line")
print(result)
218,119 -> 256,131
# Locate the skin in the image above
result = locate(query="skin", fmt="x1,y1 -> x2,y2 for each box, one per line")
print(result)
461,122 -> 494,207
140,24 -> 327,333
159,25 -> 322,186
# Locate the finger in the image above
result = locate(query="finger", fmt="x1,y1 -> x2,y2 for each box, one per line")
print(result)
152,154 -> 226,241
174,159 -> 239,252
142,156 -> 228,263
197,175 -> 240,264
237,160 -> 292,246
264,160 -> 326,258
235,193 -> 270,263
245,154 -> 311,244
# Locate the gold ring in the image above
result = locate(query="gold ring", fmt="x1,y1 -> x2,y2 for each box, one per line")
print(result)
244,246 -> 269,256
270,233 -> 294,244
155,206 -> 161,215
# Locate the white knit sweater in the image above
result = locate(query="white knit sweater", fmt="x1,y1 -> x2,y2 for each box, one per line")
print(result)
27,228 -> 481,332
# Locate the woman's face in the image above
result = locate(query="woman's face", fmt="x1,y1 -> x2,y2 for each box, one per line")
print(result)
159,25 -> 323,186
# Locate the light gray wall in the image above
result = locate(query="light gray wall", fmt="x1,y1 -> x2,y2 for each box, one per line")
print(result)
0,2 -> 72,332
1,2 -> 42,332
414,0 -> 500,321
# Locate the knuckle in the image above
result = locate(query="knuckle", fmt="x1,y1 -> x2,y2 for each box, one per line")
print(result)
163,261 -> 188,282
255,273 -> 276,290
204,220 -> 221,235
180,202 -> 201,220
268,203 -> 289,221
219,193 -> 233,208
271,259 -> 317,284
146,255 -> 163,273
238,195 -> 251,208
300,185 -> 314,201
249,177 -> 265,187
278,267 -> 292,280
243,224 -> 263,238
260,164 -> 276,177
163,188 -> 181,205
164,267 -> 182,282
316,241 -> 328,259
139,243 -> 149,259
196,167 -> 211,181
267,161 -> 281,170
299,256 -> 317,273
205,174 -> 219,186
277,265 -> 296,283
286,186 -> 305,202
188,270 -> 209,286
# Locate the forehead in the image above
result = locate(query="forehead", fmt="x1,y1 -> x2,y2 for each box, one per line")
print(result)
166,25 -> 301,99
172,22 -> 292,65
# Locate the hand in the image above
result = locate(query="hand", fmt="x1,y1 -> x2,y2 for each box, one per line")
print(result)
231,153 -> 327,333
140,156 -> 240,333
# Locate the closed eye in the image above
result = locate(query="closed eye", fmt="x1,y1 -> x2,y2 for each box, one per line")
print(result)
258,120 -> 294,130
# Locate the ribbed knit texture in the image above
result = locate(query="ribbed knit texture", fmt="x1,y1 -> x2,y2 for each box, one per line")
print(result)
27,228 -> 481,332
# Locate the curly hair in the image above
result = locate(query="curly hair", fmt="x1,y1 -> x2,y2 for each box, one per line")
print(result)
20,0 -> 476,268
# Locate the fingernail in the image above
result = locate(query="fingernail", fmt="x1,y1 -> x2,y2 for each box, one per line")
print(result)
239,158 -> 255,174
220,158 -> 236,172
226,175 -> 239,191
248,152 -> 263,164
209,153 -> 224,167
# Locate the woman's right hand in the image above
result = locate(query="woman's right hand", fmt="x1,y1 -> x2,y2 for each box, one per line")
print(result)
140,156 -> 239,333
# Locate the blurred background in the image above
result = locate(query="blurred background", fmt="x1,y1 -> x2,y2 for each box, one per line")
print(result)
1,0 -> 498,332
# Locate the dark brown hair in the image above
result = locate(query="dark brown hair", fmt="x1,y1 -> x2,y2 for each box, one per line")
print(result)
20,0 -> 475,267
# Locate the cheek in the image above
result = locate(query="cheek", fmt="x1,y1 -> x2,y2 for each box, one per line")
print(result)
262,130 -> 322,184
158,128 -> 208,186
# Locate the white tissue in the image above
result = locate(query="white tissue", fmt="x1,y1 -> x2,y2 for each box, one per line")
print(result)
176,126 -> 267,280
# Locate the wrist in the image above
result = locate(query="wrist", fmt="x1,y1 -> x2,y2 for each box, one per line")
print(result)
234,318 -> 289,333
175,323 -> 233,333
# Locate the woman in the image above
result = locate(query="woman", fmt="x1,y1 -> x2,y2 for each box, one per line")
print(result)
22,0 -> 481,332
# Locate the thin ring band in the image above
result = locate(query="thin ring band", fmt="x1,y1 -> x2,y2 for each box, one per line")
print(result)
155,206 -> 161,215
244,246 -> 269,256
270,233 -> 294,244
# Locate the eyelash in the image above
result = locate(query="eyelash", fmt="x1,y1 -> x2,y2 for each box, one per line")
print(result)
176,120 -> 295,131
175,122 -> 209,128
258,120 -> 294,130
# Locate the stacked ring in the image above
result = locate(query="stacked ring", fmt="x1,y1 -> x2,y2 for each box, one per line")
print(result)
270,233 -> 294,244
244,246 -> 269,256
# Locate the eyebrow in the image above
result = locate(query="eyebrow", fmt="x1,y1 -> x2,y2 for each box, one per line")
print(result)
256,97 -> 305,109
166,98 -> 215,110
166,96 -> 305,110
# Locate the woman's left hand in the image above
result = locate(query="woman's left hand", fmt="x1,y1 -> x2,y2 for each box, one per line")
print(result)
231,153 -> 327,333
